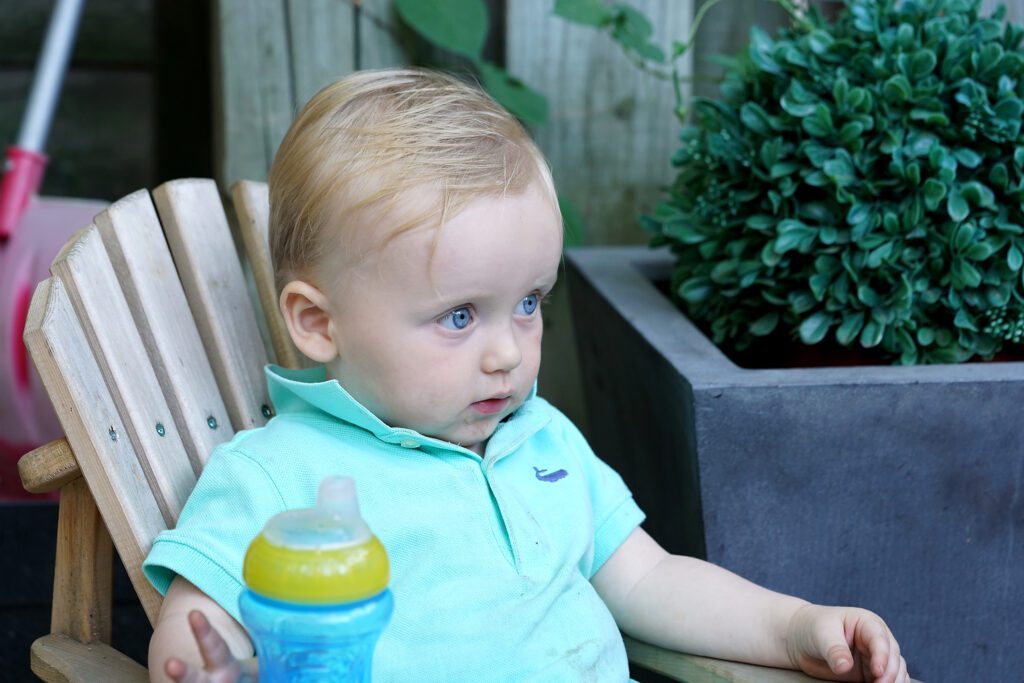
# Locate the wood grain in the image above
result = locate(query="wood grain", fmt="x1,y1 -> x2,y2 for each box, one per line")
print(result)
50,478 -> 113,645
95,189 -> 231,473
30,634 -> 148,683
18,437 -> 80,493
286,0 -> 356,106
358,0 -> 408,70
23,276 -> 165,625
230,180 -> 304,369
152,179 -> 271,432
50,227 -> 195,525
213,0 -> 294,186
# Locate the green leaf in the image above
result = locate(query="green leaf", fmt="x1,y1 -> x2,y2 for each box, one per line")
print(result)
953,148 -> 982,168
809,273 -> 831,300
770,162 -> 801,179
857,283 -> 880,307
960,181 -> 995,209
611,6 -> 665,62
882,75 -> 912,102
823,154 -> 855,186
799,312 -> 832,344
836,312 -> 865,346
750,312 -> 780,336
748,26 -> 783,75
395,0 -> 488,58
947,188 -> 970,222
922,178 -> 947,210
774,232 -> 806,254
1008,245 -> 1023,271
478,62 -> 548,125
917,327 -> 935,346
553,0 -> 613,26
911,49 -> 938,78
801,106 -> 834,137
746,215 -> 775,231
678,276 -> 712,303
954,308 -> 978,331
740,103 -> 773,136
860,320 -> 884,348
789,291 -> 816,313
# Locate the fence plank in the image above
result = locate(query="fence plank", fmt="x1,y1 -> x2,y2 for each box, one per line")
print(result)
213,0 -> 294,186
357,0 -> 408,70
980,0 -> 1023,23
507,0 -> 692,246
287,0 -> 356,106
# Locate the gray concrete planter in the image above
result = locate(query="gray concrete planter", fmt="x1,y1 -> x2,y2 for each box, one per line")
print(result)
566,245 -> 1024,683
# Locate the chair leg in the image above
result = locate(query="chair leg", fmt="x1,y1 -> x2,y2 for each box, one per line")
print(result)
50,477 -> 113,645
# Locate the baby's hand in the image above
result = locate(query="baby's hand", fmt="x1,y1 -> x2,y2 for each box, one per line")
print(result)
164,610 -> 259,683
785,604 -> 909,683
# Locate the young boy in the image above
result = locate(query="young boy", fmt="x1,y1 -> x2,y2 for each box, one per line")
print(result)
144,68 -> 909,683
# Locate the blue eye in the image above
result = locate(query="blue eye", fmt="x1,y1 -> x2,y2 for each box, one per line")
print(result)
516,294 -> 540,316
438,307 -> 473,330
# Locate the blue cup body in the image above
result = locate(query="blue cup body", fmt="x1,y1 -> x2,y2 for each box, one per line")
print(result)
239,588 -> 393,682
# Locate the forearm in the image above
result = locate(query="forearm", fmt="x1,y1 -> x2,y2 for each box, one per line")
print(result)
148,576 -> 255,682
608,553 -> 808,667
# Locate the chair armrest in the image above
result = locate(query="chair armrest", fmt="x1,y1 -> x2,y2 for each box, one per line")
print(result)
30,634 -> 148,683
18,438 -> 81,493
626,636 -> 831,683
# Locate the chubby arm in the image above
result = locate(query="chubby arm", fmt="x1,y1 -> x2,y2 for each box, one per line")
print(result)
592,528 -> 908,682
148,576 -> 256,683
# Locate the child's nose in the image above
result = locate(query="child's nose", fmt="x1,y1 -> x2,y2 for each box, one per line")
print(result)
481,323 -> 522,374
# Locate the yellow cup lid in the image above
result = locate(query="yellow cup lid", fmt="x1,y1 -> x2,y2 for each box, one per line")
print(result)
242,476 -> 389,603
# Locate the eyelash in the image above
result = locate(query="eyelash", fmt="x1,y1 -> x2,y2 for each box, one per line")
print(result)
435,291 -> 549,331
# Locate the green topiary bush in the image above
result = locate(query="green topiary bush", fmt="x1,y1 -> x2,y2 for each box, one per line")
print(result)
645,0 -> 1024,364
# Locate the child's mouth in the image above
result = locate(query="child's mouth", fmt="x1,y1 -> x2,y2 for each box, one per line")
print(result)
471,397 -> 510,414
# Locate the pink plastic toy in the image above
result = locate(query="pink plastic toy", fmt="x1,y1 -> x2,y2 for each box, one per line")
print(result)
0,0 -> 108,500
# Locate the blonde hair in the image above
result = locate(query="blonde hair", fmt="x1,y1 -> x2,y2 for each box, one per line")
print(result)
268,67 -> 559,292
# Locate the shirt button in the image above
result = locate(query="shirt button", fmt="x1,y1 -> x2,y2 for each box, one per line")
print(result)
399,439 -> 419,449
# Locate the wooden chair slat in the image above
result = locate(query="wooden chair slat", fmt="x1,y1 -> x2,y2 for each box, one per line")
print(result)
50,477 -> 113,645
24,277 -> 165,624
50,227 -> 195,525
152,179 -> 271,431
94,189 -> 231,472
31,634 -> 148,683
230,179 -> 303,370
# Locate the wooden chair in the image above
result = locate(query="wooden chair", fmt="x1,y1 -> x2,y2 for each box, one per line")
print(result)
17,178 -> 849,682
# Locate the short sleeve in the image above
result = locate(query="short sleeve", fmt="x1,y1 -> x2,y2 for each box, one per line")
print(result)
143,442 -> 287,623
554,413 -> 645,577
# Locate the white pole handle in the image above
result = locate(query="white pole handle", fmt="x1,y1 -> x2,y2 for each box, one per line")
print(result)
17,0 -> 86,153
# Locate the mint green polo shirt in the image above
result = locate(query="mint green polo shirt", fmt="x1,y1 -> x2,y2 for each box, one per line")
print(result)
144,365 -> 645,681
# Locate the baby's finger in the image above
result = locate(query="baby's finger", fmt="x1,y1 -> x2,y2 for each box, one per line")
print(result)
854,618 -> 892,680
188,610 -> 235,671
897,656 -> 909,683
165,656 -> 203,683
810,617 -> 855,675
881,638 -> 902,682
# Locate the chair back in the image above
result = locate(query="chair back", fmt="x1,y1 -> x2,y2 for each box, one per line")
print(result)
24,178 -> 279,624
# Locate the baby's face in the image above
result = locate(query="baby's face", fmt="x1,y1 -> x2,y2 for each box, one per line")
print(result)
321,183 -> 562,455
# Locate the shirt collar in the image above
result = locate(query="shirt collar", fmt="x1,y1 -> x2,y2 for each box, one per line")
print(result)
265,365 -> 544,459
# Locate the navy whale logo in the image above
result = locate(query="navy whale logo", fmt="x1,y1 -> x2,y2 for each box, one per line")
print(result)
533,467 -> 568,482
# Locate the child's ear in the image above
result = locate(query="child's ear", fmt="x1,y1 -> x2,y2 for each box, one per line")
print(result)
279,280 -> 340,363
